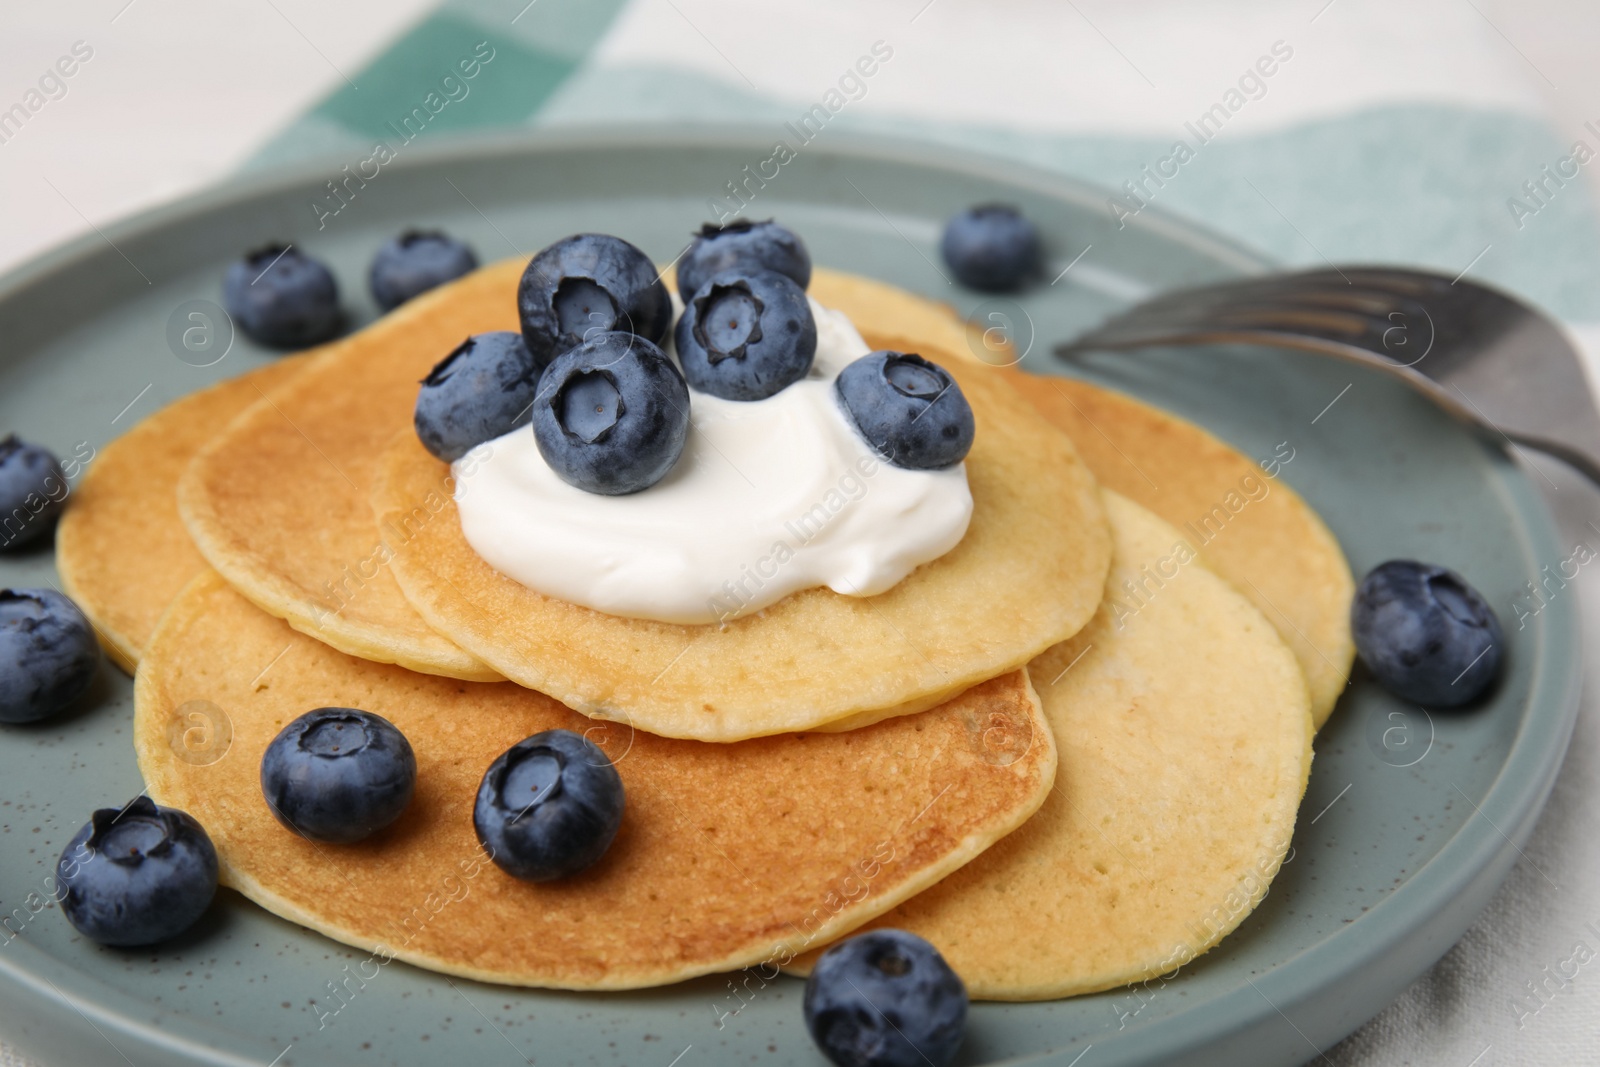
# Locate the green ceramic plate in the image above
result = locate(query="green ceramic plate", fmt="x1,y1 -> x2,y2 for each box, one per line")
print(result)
0,130 -> 1579,1067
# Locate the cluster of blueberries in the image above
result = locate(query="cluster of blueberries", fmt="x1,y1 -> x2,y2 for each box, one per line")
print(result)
221,230 -> 480,349
220,217 -> 994,500
414,220 -> 979,497
52,711 -> 627,948
0,203 -> 1508,1067
14,555 -> 1503,1067
255,713 -> 632,884
52,702 -> 969,1067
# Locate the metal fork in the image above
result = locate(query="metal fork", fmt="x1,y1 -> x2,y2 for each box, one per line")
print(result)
1054,266 -> 1600,487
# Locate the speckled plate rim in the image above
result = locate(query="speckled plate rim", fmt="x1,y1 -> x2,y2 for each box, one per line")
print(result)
0,126 -> 1581,1067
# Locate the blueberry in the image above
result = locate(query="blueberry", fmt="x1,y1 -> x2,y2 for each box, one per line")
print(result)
835,352 -> 975,470
674,269 -> 817,401
56,797 -> 218,947
517,234 -> 671,368
474,728 -> 624,882
0,589 -> 99,724
0,436 -> 68,552
532,331 -> 689,495
414,332 -> 543,462
803,929 -> 968,1067
939,204 -> 1040,292
369,229 -> 479,311
222,243 -> 343,349
677,219 -> 812,300
1352,560 -> 1504,707
260,708 -> 417,843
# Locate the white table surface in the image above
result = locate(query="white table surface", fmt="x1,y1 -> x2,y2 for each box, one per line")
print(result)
3,3 -> 1600,1065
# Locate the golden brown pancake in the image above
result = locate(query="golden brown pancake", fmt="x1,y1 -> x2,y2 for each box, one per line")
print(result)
181,259 -> 1110,734
56,356 -> 310,673
178,264 -> 524,682
806,269 -> 1353,726
1003,376 -> 1353,727
134,572 -> 1058,990
92,257 -> 1347,729
373,344 -> 1110,742
791,492 -> 1314,999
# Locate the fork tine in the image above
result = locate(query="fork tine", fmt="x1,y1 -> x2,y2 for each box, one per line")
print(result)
1059,268 -> 1439,361
1055,320 -> 1376,359
1055,264 -> 1600,489
1062,300 -> 1400,356
1133,275 -> 1414,318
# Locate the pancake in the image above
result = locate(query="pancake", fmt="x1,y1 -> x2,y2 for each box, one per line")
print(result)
807,269 -> 977,359
181,257 -> 1110,737
806,269 -> 1353,726
56,356 -> 311,673
1005,376 -> 1353,727
790,492 -> 1314,999
373,343 -> 1109,742
178,264 -> 525,683
133,571 -> 1058,991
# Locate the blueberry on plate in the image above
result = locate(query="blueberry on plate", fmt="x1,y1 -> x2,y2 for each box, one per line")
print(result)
676,219 -> 812,300
0,589 -> 99,725
369,229 -> 479,311
474,728 -> 624,882
674,268 -> 817,401
835,352 -> 975,470
532,331 -> 690,495
260,708 -> 417,843
415,331 -> 543,462
222,243 -> 343,349
939,204 -> 1040,292
0,436 -> 68,551
56,797 -> 218,947
804,928 -> 968,1067
1352,560 -> 1504,707
517,234 -> 672,368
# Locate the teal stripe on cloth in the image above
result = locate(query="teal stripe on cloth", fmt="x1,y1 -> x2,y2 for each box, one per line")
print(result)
313,14 -> 572,139
244,1 -> 629,169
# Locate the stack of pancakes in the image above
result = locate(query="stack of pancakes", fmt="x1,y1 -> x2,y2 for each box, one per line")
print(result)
56,263 -> 1353,999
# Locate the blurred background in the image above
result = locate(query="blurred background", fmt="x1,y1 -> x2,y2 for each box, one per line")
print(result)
5,2 -> 1600,1064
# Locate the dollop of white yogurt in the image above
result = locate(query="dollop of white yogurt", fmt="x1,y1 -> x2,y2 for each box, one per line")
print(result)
451,298 -> 973,624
